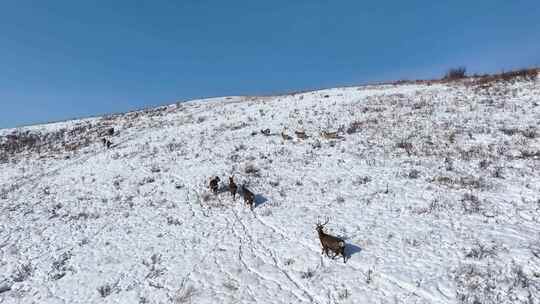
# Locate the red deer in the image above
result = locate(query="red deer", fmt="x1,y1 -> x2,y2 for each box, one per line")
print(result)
295,130 -> 308,139
281,132 -> 293,140
320,130 -> 340,139
241,184 -> 254,210
316,217 -> 346,263
228,176 -> 238,200
209,176 -> 220,194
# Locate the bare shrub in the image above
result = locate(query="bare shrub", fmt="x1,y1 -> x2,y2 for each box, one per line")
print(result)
166,216 -> 182,226
408,169 -> 421,179
301,268 -> 316,279
222,281 -> 239,291
444,67 -> 467,80
12,262 -> 33,282
244,163 -> 260,176
464,242 -> 498,260
365,269 -> 373,284
519,150 -> 540,159
352,176 -> 371,185
172,286 -> 197,304
474,68 -> 538,86
97,281 -> 119,298
461,193 -> 482,213
453,262 -> 539,304
493,166 -> 504,179
143,253 -> 165,279
396,139 -> 413,156
521,127 -> 538,139
139,177 -> 155,185
337,288 -> 350,300
49,252 -> 72,280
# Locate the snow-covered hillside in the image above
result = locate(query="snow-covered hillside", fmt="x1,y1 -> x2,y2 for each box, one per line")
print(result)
1,75 -> 540,304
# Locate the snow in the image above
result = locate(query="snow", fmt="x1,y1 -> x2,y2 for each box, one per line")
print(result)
1,78 -> 540,303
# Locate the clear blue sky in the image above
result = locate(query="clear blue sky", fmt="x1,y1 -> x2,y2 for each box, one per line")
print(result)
1,1 -> 539,128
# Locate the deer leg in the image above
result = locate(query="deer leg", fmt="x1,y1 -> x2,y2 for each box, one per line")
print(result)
324,247 -> 330,257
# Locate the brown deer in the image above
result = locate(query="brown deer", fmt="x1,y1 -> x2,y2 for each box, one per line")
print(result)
241,184 -> 255,210
295,130 -> 308,139
320,130 -> 340,139
281,132 -> 293,140
228,176 -> 238,200
209,176 -> 220,194
316,217 -> 346,263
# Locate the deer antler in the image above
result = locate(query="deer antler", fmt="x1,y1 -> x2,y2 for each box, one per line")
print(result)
316,216 -> 329,227
322,217 -> 329,226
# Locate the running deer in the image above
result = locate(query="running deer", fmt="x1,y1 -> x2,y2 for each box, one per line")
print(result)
316,217 -> 346,263
228,176 -> 238,200
209,176 -> 220,194
241,184 -> 255,210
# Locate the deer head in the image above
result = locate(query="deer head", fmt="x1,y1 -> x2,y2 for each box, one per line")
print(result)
316,217 -> 329,233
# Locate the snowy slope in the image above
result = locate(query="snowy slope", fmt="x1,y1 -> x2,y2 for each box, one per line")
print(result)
1,77 -> 540,304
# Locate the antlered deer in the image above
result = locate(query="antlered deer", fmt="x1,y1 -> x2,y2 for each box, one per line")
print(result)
316,217 -> 346,263
209,176 -> 220,194
228,176 -> 238,200
241,184 -> 254,210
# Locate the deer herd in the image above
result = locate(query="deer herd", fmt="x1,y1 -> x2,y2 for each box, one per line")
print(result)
97,125 -> 349,263
209,175 -> 255,211
208,175 -> 348,263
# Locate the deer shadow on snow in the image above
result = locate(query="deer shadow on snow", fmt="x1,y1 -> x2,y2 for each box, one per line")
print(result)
253,194 -> 268,208
343,242 -> 362,261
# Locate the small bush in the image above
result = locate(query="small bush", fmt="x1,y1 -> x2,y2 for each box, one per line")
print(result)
12,262 -> 33,282
244,163 -> 260,176
474,68 -> 538,86
346,121 -> 363,134
301,268 -> 315,279
172,286 -> 197,304
444,67 -> 467,80
461,193 -> 481,213
464,242 -> 498,260
408,169 -> 421,179
396,140 -> 413,156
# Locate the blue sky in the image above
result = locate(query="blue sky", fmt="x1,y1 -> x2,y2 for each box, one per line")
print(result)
1,1 -> 539,128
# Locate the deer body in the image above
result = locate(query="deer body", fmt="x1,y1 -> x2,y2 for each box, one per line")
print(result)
228,176 -> 238,200
316,219 -> 346,263
209,177 -> 220,194
295,130 -> 308,139
242,185 -> 254,210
